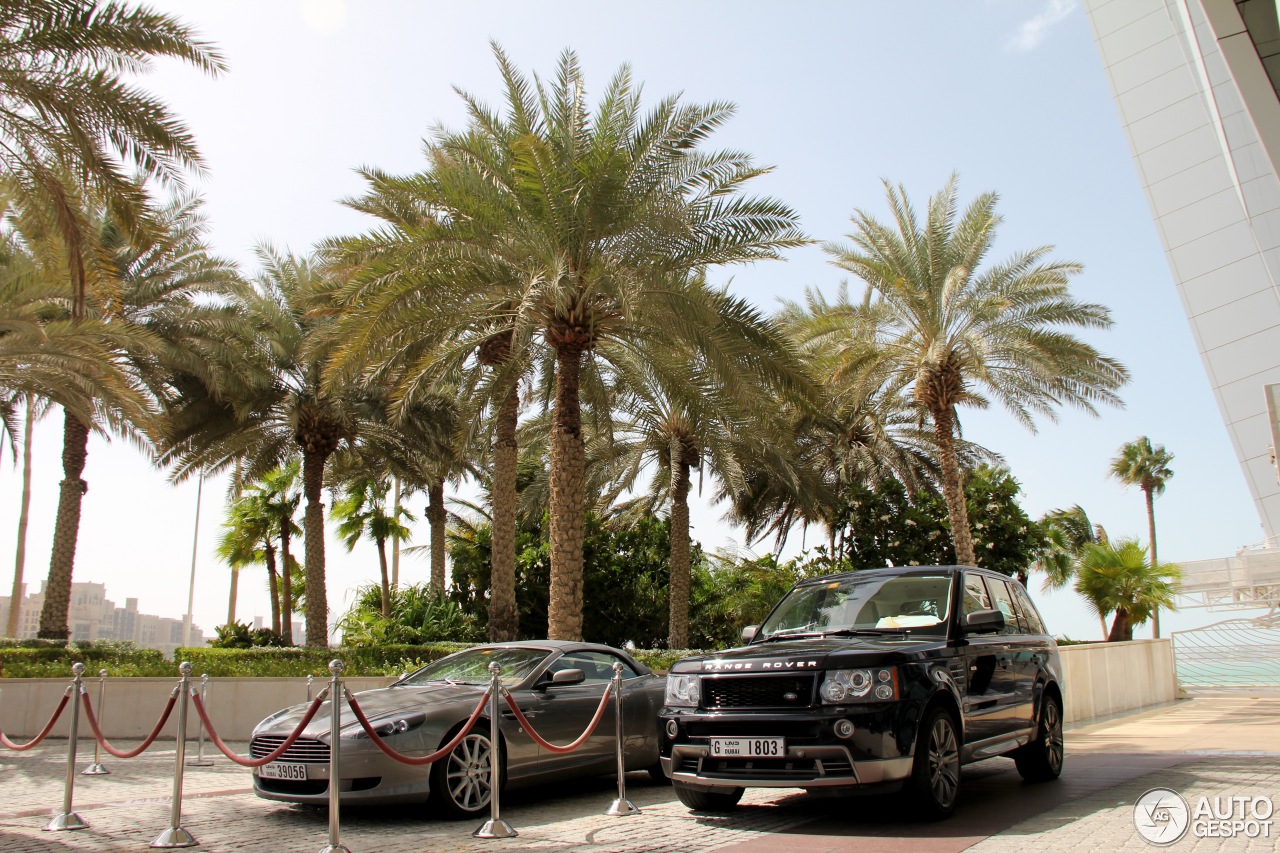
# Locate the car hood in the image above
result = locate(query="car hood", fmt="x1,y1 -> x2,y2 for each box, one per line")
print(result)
668,635 -> 945,674
252,681 -> 488,739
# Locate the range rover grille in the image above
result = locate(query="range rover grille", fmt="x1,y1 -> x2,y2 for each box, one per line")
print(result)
251,736 -> 330,763
701,675 -> 816,709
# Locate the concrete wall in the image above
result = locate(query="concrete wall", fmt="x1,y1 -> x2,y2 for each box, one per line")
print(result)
1059,638 -> 1179,722
0,641 -> 1178,740
0,676 -> 395,742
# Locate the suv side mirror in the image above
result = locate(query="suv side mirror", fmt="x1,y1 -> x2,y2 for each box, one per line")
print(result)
741,625 -> 759,643
963,609 -> 1006,634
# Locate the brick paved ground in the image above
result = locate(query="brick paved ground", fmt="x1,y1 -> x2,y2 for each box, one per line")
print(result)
1,698 -> 1277,852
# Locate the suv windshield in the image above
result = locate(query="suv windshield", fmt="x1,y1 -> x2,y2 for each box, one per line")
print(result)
398,647 -> 550,686
756,573 -> 954,640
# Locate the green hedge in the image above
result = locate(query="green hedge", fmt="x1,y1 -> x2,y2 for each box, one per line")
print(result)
0,642 -> 169,678
0,641 -> 703,679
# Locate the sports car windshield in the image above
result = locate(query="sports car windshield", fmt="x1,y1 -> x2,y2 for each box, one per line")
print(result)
757,573 -> 954,640
398,647 -> 550,687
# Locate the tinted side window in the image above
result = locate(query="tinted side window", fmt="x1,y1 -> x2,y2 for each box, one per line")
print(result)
962,573 -> 992,617
985,578 -> 1025,636
554,652 -> 637,682
1011,582 -> 1047,635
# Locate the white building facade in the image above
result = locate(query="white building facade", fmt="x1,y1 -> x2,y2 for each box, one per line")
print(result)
1085,0 -> 1280,545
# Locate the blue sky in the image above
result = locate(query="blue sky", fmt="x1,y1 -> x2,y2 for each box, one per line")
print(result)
1,0 -> 1264,643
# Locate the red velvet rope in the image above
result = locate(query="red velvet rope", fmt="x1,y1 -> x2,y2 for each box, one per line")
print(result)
344,685 -> 491,766
502,683 -> 613,753
190,689 -> 328,768
80,689 -> 177,759
0,692 -> 70,751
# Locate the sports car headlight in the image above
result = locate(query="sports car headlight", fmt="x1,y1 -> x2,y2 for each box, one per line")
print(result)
820,668 -> 899,703
664,673 -> 700,708
347,712 -> 427,739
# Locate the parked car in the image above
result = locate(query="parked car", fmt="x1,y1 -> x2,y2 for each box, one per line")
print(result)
250,641 -> 667,816
658,565 -> 1064,819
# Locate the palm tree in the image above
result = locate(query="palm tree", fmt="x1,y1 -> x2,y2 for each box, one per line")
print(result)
754,283 -> 997,552
159,247 -> 356,647
4,393 -> 45,637
1109,437 -> 1174,637
824,175 -> 1129,566
419,47 -> 806,640
215,490 -> 278,633
1074,538 -> 1179,642
245,461 -> 302,642
597,295 -> 812,649
0,0 -> 223,213
331,475 -> 413,617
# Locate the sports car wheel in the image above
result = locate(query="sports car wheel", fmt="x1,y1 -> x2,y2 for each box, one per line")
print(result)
431,730 -> 500,819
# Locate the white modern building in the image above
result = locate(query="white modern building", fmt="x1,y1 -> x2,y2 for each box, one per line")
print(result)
1086,0 -> 1280,614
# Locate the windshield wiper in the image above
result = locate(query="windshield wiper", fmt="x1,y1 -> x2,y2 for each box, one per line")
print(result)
821,627 -> 911,637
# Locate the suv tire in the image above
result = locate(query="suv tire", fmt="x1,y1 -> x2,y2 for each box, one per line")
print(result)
673,781 -> 744,812
906,707 -> 961,820
1014,692 -> 1064,783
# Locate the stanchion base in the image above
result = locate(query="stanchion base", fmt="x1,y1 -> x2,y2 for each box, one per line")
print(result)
81,763 -> 110,776
317,846 -> 353,853
44,812 -> 89,831
605,797 -> 641,816
473,818 -> 519,839
149,826 -> 198,848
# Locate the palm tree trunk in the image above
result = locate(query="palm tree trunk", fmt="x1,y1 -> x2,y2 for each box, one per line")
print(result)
427,480 -> 446,593
391,477 -> 401,590
489,382 -> 519,641
376,534 -> 391,617
226,566 -> 239,627
548,344 -> 586,641
36,412 -> 91,640
930,405 -> 976,567
1107,607 -> 1130,642
1144,487 -> 1160,639
265,542 -> 280,635
301,449 -> 330,647
667,458 -> 692,650
6,397 -> 35,638
1099,614 -> 1109,640
279,520 -> 294,645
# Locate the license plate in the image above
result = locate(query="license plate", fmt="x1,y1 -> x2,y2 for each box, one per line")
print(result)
258,762 -> 309,780
709,737 -> 785,757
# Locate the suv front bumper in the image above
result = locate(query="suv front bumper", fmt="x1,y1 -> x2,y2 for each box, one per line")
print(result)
662,745 -> 912,789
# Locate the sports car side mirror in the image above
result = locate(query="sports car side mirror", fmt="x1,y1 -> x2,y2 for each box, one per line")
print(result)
539,668 -> 586,689
963,609 -> 1006,634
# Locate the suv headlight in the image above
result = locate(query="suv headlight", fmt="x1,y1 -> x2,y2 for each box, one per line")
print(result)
664,673 -> 700,707
820,668 -> 899,703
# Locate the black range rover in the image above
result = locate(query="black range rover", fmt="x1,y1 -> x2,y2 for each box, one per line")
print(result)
659,565 -> 1064,818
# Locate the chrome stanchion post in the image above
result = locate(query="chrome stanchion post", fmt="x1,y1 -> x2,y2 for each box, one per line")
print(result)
151,662 -> 197,848
472,662 -> 516,839
82,669 -> 110,776
187,674 -> 213,766
307,673 -> 315,702
318,659 -> 351,853
605,661 -> 640,816
45,663 -> 89,831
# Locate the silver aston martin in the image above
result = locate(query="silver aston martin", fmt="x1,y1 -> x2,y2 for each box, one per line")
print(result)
249,641 -> 668,817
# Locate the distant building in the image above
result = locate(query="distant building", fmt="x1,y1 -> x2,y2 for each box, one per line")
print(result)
0,581 -> 204,656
